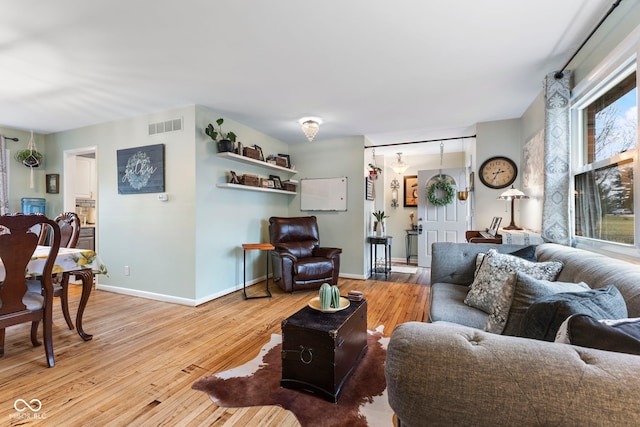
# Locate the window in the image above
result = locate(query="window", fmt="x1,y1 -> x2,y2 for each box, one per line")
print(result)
573,68 -> 637,247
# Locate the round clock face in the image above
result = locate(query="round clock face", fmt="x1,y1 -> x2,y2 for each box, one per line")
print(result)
479,156 -> 517,189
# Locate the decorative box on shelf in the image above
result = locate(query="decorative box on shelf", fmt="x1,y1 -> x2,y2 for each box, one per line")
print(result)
275,157 -> 287,168
241,174 -> 259,187
243,147 -> 261,160
283,183 -> 296,192
260,178 -> 275,188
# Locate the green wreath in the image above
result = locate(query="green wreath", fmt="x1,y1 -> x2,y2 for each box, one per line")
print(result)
426,179 -> 455,206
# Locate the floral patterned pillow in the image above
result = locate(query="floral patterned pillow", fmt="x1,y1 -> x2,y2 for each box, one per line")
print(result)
464,249 -> 563,313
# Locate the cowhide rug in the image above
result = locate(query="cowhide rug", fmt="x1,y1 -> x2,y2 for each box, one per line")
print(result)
192,326 -> 392,427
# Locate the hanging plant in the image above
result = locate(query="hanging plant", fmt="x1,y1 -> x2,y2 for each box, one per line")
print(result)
426,179 -> 455,206
15,149 -> 43,168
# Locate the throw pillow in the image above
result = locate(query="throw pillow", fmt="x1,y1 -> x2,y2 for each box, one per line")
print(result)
484,272 -> 589,335
464,249 -> 563,313
519,284 -> 628,342
555,314 -> 640,355
473,245 -> 537,279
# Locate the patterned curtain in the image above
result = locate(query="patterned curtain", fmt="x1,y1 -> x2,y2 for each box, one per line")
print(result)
541,71 -> 572,245
0,136 -> 9,215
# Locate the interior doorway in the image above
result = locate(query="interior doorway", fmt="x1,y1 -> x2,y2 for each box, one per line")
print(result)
63,147 -> 98,247
417,167 -> 469,267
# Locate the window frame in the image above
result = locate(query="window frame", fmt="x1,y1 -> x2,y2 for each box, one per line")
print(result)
570,33 -> 640,260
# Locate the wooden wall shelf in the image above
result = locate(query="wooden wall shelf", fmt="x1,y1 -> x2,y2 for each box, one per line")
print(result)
216,183 -> 297,195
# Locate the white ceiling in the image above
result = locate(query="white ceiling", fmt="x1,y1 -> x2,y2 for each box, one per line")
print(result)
0,1 -> 613,147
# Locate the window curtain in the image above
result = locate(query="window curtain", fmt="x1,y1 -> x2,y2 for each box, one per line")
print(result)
541,71 -> 572,245
0,136 -> 9,215
574,171 -> 601,238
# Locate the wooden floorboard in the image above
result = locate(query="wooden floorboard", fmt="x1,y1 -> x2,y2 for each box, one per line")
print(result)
0,264 -> 430,426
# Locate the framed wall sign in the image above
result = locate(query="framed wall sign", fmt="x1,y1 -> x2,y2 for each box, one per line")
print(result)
365,176 -> 374,200
404,175 -> 418,207
117,144 -> 165,194
46,174 -> 59,194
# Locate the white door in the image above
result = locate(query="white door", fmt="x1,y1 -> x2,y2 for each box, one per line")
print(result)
417,168 -> 469,267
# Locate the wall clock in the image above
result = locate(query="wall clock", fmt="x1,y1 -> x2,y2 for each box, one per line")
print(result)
478,156 -> 517,189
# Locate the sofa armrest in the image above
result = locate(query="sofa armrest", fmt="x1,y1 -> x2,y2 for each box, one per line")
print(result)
385,322 -> 640,427
272,247 -> 298,263
313,247 -> 342,258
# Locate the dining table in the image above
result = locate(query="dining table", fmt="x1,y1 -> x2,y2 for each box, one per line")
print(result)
0,246 -> 108,341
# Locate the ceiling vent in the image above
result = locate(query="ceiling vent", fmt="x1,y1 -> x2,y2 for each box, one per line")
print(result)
149,117 -> 183,135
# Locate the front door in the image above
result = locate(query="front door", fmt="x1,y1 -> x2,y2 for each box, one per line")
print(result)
417,168 -> 469,267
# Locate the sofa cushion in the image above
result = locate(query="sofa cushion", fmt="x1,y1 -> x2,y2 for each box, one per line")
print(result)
484,272 -> 589,335
555,314 -> 640,355
429,283 -> 488,329
519,284 -> 628,341
465,249 -> 563,313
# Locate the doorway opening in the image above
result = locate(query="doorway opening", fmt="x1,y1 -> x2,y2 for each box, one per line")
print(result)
63,147 -> 98,249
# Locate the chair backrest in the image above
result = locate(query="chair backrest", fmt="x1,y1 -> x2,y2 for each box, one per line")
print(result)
269,216 -> 320,258
0,214 -> 61,317
37,212 -> 80,248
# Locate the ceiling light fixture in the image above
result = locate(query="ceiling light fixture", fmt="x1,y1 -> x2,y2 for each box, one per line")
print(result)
391,152 -> 409,174
299,117 -> 322,142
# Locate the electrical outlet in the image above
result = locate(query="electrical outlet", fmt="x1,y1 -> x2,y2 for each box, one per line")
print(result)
124,265 -> 130,276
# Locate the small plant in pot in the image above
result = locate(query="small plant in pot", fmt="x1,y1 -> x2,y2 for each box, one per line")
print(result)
15,149 -> 44,168
368,163 -> 382,180
372,210 -> 389,236
205,118 -> 237,153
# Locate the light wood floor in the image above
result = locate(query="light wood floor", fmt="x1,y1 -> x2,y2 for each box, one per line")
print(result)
0,266 -> 430,426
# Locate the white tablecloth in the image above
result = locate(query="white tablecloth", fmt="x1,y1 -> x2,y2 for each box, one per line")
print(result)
499,229 -> 545,245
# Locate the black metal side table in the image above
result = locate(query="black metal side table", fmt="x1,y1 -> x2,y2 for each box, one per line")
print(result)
242,243 -> 274,299
368,236 -> 392,278
405,229 -> 418,264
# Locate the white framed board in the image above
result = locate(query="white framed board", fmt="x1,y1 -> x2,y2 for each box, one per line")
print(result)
300,177 -> 348,211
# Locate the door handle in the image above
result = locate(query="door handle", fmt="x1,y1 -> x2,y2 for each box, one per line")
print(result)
418,224 -> 423,234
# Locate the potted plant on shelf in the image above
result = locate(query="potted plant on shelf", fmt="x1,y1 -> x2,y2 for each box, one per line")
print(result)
368,163 -> 382,180
15,149 -> 43,167
372,210 -> 389,236
205,118 -> 238,153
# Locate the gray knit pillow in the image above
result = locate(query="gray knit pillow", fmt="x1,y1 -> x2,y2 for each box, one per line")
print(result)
465,249 -> 563,313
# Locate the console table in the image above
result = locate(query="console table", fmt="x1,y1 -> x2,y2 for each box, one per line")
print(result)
242,243 -> 274,299
368,236 -> 392,278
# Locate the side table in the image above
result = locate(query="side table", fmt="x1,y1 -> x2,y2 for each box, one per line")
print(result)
242,243 -> 274,299
405,229 -> 418,264
368,236 -> 392,278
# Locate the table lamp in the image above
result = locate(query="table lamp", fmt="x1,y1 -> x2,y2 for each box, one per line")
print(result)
498,186 -> 529,230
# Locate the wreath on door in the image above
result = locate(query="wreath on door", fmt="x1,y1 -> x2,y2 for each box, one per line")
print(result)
426,179 -> 455,206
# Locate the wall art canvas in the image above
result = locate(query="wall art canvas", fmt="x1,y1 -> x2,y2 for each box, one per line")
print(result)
117,144 -> 165,194
523,129 -> 544,189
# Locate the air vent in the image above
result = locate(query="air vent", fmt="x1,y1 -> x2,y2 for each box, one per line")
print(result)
148,117 -> 183,136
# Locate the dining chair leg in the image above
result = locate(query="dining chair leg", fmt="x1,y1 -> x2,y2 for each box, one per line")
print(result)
59,273 -> 74,330
0,328 -> 5,356
30,321 -> 41,347
42,307 -> 55,368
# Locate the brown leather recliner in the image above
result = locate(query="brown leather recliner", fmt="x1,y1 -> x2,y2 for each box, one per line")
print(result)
269,216 -> 342,292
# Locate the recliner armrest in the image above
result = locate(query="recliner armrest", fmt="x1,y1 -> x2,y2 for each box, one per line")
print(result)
272,248 -> 298,262
313,247 -> 342,258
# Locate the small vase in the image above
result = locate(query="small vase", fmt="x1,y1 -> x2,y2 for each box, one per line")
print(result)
374,221 -> 384,236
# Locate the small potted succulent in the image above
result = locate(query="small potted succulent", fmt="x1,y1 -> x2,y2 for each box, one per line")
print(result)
372,210 -> 389,236
205,118 -> 237,153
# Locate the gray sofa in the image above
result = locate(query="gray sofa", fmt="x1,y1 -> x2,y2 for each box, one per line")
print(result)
385,242 -> 640,426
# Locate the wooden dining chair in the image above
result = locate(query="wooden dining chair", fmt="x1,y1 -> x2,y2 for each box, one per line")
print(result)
31,212 -> 81,330
0,214 -> 61,367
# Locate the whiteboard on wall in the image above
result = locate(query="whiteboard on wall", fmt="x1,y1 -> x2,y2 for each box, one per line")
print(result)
300,177 -> 348,211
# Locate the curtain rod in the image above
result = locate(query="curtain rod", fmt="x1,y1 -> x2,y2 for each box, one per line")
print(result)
0,135 -> 19,141
364,134 -> 476,149
555,0 -> 623,79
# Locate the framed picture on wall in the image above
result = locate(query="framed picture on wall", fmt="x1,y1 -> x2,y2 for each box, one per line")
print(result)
404,175 -> 418,207
117,144 -> 165,194
46,174 -> 59,194
365,176 -> 374,200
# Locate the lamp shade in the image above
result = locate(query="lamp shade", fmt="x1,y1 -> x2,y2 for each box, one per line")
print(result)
497,185 -> 529,230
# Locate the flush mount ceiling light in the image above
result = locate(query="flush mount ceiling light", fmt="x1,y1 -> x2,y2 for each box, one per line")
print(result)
299,117 -> 322,142
391,152 -> 409,174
